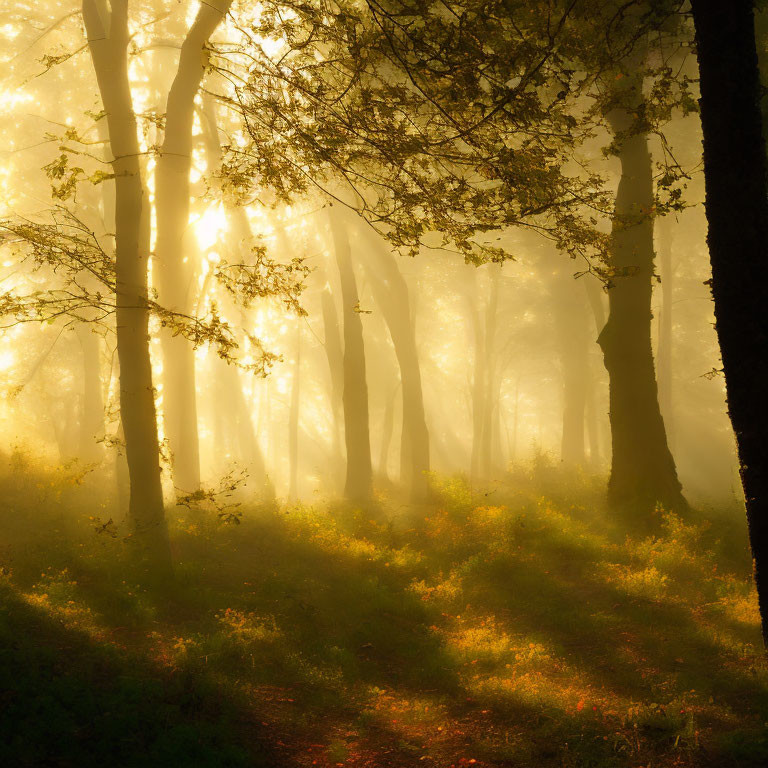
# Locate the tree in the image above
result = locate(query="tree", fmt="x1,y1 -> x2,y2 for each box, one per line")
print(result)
598,69 -> 685,513
82,0 -> 171,574
329,207 -> 373,502
154,0 -> 233,494
689,0 -> 768,644
358,227 -> 430,500
1,0 -> 307,571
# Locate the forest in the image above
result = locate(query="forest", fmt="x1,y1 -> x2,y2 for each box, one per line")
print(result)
1,0 -> 768,766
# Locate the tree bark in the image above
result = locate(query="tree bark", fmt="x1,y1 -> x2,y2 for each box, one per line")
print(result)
328,208 -> 373,502
83,0 -> 170,573
154,0 -> 232,494
690,0 -> 768,645
598,75 -> 685,514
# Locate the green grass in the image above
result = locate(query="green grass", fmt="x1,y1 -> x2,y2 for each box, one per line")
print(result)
1,452 -> 767,767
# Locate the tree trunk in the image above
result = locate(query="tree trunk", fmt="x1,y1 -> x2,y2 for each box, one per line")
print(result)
584,276 -> 607,468
690,0 -> 768,644
598,76 -> 685,514
479,265 -> 501,478
198,95 -> 273,499
83,0 -> 170,574
378,381 -> 399,482
550,265 -> 590,467
359,230 -> 430,500
288,323 -> 301,500
656,215 -> 675,450
75,324 -> 105,462
319,282 -> 345,489
468,266 -> 499,483
467,274 -> 485,482
328,208 -> 372,502
154,0 -> 232,494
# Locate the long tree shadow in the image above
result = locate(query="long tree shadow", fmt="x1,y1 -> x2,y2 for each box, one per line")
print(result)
0,582 -> 277,768
5,492 -> 768,768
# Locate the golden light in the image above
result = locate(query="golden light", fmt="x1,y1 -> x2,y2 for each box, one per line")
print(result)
195,204 -> 228,251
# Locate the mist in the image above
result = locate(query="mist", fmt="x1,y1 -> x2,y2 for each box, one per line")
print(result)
0,2 -> 766,767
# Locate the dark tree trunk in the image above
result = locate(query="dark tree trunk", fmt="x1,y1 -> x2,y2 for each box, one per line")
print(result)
328,208 -> 373,502
83,0 -> 171,574
598,76 -> 685,514
690,0 -> 768,644
154,1 -> 232,494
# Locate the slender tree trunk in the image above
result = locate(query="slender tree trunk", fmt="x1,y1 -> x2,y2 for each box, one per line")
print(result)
226,361 -> 273,496
550,265 -> 589,466
359,231 -> 430,499
467,273 -> 486,483
479,265 -> 501,478
154,0 -> 232,494
328,208 -> 372,502
511,377 -> 520,464
598,75 -> 685,514
319,282 -> 345,488
288,323 -> 301,500
656,215 -> 675,449
690,0 -> 768,645
584,276 -> 607,468
83,0 -> 170,573
378,381 -> 399,482
468,266 -> 499,483
198,95 -> 273,498
76,324 -> 105,461
585,376 -> 601,468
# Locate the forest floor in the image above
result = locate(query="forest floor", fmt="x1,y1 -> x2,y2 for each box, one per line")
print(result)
1,454 -> 767,768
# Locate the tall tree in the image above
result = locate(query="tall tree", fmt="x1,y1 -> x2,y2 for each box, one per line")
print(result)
689,0 -> 768,644
359,229 -> 430,500
288,322 -> 301,500
329,208 -> 373,502
549,263 -> 591,467
82,0 -> 171,573
75,324 -> 105,462
598,69 -> 685,513
154,0 -> 233,494
319,278 -> 346,488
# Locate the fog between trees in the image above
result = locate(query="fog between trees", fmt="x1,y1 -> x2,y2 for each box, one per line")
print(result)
1,2 -> 768,766
0,2 -> 738,509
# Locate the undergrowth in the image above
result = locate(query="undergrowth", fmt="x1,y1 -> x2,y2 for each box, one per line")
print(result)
0,451 -> 766,767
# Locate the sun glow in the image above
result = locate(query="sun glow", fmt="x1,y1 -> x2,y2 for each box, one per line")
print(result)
195,205 -> 228,251
0,350 -> 15,372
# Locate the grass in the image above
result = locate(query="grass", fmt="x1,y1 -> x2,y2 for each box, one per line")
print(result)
0,451 -> 767,767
